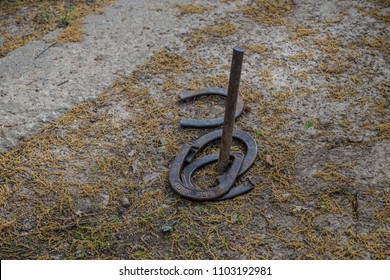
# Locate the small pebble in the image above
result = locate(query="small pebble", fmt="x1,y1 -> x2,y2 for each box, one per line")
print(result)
282,192 -> 291,198
308,201 -> 316,207
161,224 -> 173,233
121,197 -> 131,207
348,136 -> 363,143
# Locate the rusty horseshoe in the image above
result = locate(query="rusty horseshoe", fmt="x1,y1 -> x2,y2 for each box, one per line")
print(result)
168,129 -> 257,201
169,47 -> 258,201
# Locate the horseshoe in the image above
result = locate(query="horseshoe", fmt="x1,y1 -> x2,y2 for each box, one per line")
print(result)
179,88 -> 244,128
183,129 -> 257,176
168,129 -> 257,201
169,146 -> 244,201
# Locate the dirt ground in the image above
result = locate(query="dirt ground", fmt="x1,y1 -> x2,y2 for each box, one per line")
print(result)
0,0 -> 389,259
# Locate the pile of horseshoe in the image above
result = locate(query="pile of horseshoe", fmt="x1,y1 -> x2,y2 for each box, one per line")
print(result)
169,47 -> 258,201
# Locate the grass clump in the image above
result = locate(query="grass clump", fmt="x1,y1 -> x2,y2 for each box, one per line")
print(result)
176,4 -> 213,16
55,24 -> 85,43
0,0 -> 115,57
203,23 -> 238,38
245,44 -> 269,54
304,119 -> 314,129
144,49 -> 190,74
357,5 -> 390,23
241,0 -> 294,25
286,52 -> 314,61
361,36 -> 390,58
289,26 -> 318,41
186,22 -> 237,48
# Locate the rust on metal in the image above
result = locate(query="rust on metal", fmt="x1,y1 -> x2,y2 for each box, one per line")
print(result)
181,154 -> 255,201
217,46 -> 245,172
168,129 -> 257,201
168,46 -> 257,201
169,141 -> 244,201
183,129 -> 257,176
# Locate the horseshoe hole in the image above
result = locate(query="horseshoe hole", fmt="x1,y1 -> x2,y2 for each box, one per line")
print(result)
190,140 -> 247,190
181,95 -> 226,120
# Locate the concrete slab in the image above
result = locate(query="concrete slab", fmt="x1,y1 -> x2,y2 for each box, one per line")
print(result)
0,0 -> 218,152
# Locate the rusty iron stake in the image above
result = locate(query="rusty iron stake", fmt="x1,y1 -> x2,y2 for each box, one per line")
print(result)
217,46 -> 244,172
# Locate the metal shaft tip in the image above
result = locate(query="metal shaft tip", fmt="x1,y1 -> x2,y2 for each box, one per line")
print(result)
233,46 -> 245,53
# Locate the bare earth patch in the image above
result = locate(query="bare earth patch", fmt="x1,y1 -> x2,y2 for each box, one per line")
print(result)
0,0 -> 389,259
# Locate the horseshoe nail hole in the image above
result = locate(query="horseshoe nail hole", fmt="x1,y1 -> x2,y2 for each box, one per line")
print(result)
187,140 -> 195,146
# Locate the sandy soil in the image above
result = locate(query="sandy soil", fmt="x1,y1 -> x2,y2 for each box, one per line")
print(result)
0,0 -> 389,259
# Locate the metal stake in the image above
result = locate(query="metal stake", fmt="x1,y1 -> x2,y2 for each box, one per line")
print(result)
217,46 -> 244,172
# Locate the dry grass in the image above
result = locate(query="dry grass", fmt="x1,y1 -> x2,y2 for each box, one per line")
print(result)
185,22 -> 238,48
357,5 -> 390,23
0,0 -> 389,260
176,3 -> 213,16
245,44 -> 269,54
240,0 -> 294,25
0,45 -> 306,258
0,0 -> 115,57
361,36 -> 390,59
290,26 -> 318,41
203,22 -> 238,38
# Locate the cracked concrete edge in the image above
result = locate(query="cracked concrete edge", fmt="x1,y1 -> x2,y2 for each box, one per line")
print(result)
0,0 -> 233,153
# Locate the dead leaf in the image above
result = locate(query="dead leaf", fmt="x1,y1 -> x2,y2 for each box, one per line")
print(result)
131,159 -> 139,173
266,154 -> 273,165
292,205 -> 308,213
